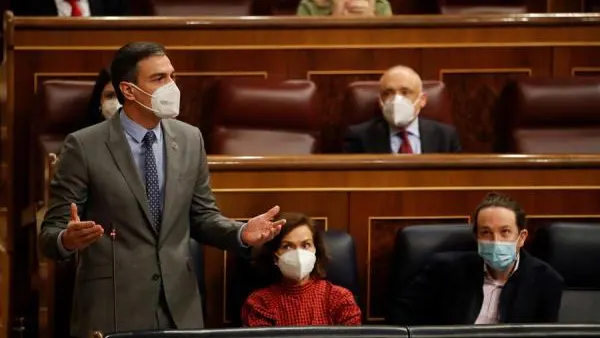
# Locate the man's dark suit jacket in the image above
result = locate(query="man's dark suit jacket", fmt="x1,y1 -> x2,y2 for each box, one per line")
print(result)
343,116 -> 461,153
388,251 -> 564,326
11,0 -> 131,16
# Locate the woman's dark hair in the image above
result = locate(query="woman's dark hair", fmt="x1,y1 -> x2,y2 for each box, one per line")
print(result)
255,212 -> 329,283
87,68 -> 112,125
471,192 -> 527,233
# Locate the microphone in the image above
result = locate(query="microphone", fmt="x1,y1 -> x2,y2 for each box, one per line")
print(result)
110,227 -> 118,333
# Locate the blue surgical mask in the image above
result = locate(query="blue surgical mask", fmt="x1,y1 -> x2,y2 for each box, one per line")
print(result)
477,240 -> 517,271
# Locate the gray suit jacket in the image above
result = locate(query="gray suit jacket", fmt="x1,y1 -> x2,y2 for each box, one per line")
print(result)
40,115 -> 244,338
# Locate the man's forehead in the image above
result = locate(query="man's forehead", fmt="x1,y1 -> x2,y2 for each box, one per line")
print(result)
138,55 -> 174,74
381,70 -> 420,90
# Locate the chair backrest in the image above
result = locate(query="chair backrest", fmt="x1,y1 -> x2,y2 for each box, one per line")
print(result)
227,230 -> 360,326
207,78 -> 320,155
104,326 -> 410,338
39,80 -> 95,137
495,77 -> 600,153
342,80 -> 453,127
390,223 -> 475,293
532,222 -> 600,324
148,0 -> 253,16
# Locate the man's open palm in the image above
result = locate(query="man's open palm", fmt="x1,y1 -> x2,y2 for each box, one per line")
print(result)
241,205 -> 286,246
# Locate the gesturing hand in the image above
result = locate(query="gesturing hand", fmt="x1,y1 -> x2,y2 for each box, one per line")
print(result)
61,203 -> 104,251
241,205 -> 286,247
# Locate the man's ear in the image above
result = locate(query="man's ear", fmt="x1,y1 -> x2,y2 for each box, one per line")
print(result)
418,92 -> 428,109
119,82 -> 135,102
517,229 -> 529,249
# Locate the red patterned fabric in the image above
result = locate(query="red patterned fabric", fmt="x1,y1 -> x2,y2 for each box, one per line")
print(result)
242,279 -> 361,326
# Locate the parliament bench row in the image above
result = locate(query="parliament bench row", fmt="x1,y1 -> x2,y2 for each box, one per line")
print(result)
42,220 -> 600,338
38,76 -> 600,158
227,221 -> 600,326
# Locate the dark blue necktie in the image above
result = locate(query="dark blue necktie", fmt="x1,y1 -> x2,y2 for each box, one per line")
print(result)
142,131 -> 161,232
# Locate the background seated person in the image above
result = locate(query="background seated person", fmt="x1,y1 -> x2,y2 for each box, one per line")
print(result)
343,65 -> 461,154
242,213 -> 361,326
87,68 -> 121,124
297,0 -> 392,16
11,0 -> 131,16
388,192 -> 563,325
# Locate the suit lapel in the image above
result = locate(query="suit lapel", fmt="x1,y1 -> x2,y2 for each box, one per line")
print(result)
159,120 -> 181,244
419,118 -> 437,154
105,114 -> 154,229
368,118 -> 393,153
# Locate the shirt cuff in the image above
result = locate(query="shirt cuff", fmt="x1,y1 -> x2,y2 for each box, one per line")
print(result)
57,230 -> 75,258
237,223 -> 249,248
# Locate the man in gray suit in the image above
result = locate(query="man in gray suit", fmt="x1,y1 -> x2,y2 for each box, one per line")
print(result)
39,42 -> 285,338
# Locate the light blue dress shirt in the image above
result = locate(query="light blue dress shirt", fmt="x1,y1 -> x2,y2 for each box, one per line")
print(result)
120,110 -> 165,209
390,117 -> 421,154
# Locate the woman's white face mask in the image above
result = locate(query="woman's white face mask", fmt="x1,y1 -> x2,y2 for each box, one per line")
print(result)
276,249 -> 316,281
101,98 -> 122,120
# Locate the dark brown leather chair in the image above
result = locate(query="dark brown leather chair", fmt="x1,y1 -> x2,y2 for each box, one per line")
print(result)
342,80 -> 453,127
495,77 -> 600,154
38,80 -> 95,155
207,78 -> 320,155
148,0 -> 253,16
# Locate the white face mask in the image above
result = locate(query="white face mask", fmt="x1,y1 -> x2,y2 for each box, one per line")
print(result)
276,249 -> 316,281
382,94 -> 419,127
100,98 -> 122,120
128,81 -> 180,119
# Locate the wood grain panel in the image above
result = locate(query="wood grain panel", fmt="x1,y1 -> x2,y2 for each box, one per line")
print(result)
553,47 -> 600,76
442,70 -> 532,152
422,47 -> 551,152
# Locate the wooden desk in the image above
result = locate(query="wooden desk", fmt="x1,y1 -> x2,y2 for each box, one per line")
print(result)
203,154 -> 600,326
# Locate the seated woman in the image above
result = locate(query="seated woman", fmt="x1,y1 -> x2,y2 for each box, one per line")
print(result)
241,212 -> 361,326
87,68 -> 121,124
297,0 -> 392,16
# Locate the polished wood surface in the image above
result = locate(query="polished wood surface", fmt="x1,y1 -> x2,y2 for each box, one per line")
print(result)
203,154 -> 600,326
3,13 -> 600,335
